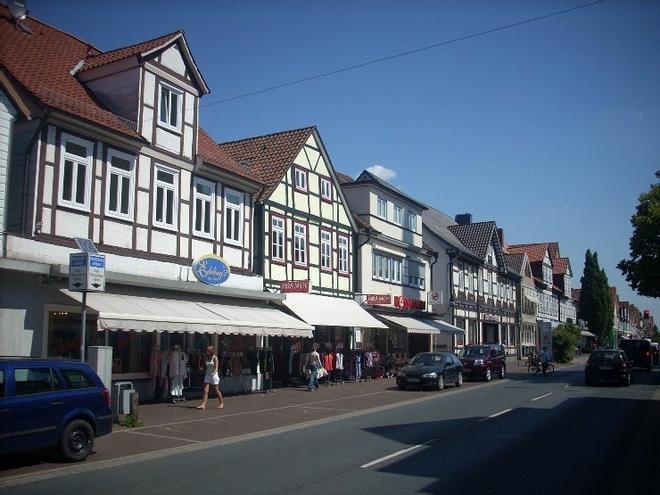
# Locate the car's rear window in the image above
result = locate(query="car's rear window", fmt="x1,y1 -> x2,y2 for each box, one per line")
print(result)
589,351 -> 622,363
462,347 -> 487,357
61,369 -> 95,389
620,340 -> 650,350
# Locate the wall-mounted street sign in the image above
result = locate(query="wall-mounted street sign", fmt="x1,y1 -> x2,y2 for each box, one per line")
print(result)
366,294 -> 391,306
280,280 -> 310,293
192,254 -> 231,286
69,253 -> 106,292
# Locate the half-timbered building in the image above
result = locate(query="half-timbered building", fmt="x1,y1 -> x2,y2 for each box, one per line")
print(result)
0,7 -> 312,398
217,128 -> 386,384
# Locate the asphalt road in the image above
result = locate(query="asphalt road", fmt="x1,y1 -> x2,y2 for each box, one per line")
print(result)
2,365 -> 658,495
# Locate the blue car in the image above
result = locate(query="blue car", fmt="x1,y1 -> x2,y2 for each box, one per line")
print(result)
0,358 -> 113,462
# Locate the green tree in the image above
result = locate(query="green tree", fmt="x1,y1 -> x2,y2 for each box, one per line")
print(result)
618,183 -> 660,298
578,250 -> 614,346
552,322 -> 580,363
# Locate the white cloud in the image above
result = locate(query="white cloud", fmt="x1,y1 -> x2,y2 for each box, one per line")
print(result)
367,165 -> 397,182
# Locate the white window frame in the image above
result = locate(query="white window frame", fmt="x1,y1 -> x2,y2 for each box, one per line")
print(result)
158,82 -> 183,132
294,222 -> 307,267
407,211 -> 417,232
320,178 -> 332,201
377,197 -> 388,220
58,133 -> 93,211
320,230 -> 332,270
193,177 -> 215,238
294,168 -> 308,192
338,235 -> 349,274
153,164 -> 179,230
223,187 -> 244,246
393,205 -> 403,225
105,148 -> 135,220
271,215 -> 285,262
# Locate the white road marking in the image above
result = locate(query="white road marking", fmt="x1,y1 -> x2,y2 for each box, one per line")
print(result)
478,408 -> 513,422
360,444 -> 424,468
531,393 -> 552,402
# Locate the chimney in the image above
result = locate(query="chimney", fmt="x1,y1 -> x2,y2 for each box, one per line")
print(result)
455,213 -> 472,225
497,228 -> 505,248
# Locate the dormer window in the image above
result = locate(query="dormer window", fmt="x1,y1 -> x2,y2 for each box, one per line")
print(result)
158,83 -> 183,132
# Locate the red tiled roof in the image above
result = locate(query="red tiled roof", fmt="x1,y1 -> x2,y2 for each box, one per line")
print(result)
507,243 -> 550,263
552,258 -> 568,275
217,127 -> 316,200
197,129 -> 265,185
80,31 -> 181,72
0,6 -> 140,138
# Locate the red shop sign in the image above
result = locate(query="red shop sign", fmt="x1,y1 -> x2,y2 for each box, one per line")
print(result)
281,280 -> 310,293
366,294 -> 392,306
393,296 -> 426,311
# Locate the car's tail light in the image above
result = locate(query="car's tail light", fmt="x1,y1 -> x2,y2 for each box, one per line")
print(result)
645,351 -> 650,357
101,387 -> 111,407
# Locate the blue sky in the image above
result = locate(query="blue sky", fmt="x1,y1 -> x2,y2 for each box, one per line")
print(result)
27,0 -> 660,319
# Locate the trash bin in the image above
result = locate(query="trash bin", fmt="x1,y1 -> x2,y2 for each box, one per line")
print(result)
113,381 -> 134,416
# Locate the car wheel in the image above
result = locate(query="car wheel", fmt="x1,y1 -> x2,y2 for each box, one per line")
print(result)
455,371 -> 463,387
624,374 -> 631,387
499,365 -> 506,379
60,419 -> 94,462
437,374 -> 445,390
485,368 -> 491,382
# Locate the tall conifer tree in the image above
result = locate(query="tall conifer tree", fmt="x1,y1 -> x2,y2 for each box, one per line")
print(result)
578,250 -> 613,345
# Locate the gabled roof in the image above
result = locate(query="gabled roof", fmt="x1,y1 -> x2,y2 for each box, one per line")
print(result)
447,221 -> 496,261
197,129 -> 265,185
0,5 -> 140,138
217,127 -> 315,200
504,253 -> 526,276
507,243 -> 551,264
80,31 -> 180,72
552,257 -> 568,275
422,208 -> 479,261
343,169 -> 429,210
80,30 -> 210,95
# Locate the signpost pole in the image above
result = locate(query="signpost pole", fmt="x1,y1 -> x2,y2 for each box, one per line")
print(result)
81,288 -> 87,362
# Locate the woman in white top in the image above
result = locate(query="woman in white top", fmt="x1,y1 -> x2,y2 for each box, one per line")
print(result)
197,346 -> 224,410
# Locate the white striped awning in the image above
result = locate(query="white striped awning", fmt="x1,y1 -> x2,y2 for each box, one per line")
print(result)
376,314 -> 466,335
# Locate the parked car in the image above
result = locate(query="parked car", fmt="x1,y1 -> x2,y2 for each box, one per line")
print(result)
619,339 -> 653,371
459,344 -> 506,381
585,349 -> 631,386
396,352 -> 463,390
0,358 -> 112,462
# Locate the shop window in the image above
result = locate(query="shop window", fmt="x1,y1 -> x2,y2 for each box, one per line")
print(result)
107,331 -> 152,374
48,311 -> 100,361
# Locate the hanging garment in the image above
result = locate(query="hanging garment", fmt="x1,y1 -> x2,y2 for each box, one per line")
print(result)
335,352 -> 344,370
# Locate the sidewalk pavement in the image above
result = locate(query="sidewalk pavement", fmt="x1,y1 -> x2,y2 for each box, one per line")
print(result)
0,357 -> 588,481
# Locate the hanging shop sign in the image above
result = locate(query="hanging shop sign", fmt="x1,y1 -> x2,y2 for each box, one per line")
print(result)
192,254 -> 231,286
281,279 -> 311,293
393,296 -> 426,311
427,291 -> 443,306
366,294 -> 391,306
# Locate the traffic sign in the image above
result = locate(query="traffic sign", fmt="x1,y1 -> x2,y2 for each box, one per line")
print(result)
69,252 -> 106,292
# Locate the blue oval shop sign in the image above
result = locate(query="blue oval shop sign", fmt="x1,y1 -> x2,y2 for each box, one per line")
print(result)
192,254 -> 231,286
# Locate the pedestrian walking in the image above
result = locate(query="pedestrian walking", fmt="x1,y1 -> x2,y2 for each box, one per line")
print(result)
197,346 -> 224,409
307,345 -> 321,391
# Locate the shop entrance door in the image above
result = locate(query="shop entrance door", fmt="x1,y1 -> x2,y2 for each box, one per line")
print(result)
483,323 -> 499,344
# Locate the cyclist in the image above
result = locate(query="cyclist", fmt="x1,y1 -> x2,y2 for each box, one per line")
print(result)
539,346 -> 550,375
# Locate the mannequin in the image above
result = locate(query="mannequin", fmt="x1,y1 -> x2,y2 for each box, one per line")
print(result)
149,345 -> 163,399
169,345 -> 188,401
160,349 -> 170,400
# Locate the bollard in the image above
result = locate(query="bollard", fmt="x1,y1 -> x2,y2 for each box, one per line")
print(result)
131,391 -> 140,421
